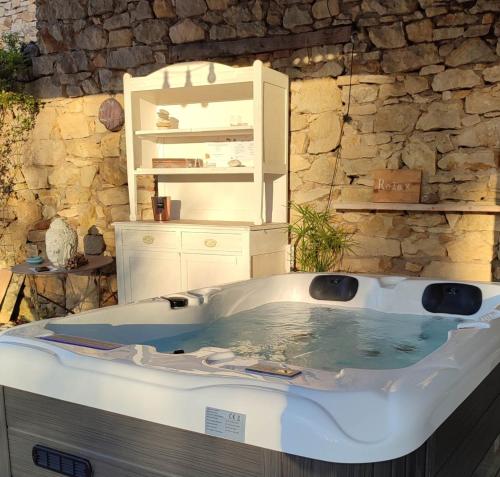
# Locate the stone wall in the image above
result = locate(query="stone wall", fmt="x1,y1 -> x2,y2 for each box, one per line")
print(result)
0,0 -> 36,41
2,0 -> 500,300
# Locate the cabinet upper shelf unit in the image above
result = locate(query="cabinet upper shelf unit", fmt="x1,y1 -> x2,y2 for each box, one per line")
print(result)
123,61 -> 290,225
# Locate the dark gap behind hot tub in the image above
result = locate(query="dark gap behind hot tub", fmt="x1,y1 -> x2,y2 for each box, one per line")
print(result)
0,363 -> 498,477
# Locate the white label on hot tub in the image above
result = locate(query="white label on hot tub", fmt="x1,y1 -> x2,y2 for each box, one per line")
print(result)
205,407 -> 246,443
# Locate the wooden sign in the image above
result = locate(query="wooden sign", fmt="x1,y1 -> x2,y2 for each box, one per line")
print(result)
373,169 -> 422,203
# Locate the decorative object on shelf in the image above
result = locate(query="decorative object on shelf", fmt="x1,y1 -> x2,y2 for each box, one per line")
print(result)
84,226 -> 106,255
152,196 -> 171,221
65,253 -> 88,270
25,256 -> 44,265
98,98 -> 124,132
289,202 -> 353,273
152,158 -> 203,168
228,159 -> 242,167
156,109 -> 179,129
372,169 -> 422,204
45,218 -> 78,268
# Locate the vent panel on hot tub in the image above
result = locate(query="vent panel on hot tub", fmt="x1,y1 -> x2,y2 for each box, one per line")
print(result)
309,275 -> 359,302
422,282 -> 482,316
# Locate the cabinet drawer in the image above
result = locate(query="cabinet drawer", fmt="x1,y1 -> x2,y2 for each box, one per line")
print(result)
181,232 -> 243,253
122,229 -> 179,250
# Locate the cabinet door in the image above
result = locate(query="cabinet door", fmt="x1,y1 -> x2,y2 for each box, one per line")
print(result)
123,250 -> 181,303
182,253 -> 249,291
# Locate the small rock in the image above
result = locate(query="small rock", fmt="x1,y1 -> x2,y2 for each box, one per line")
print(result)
103,13 -> 130,31
134,0 -> 154,20
312,0 -> 330,19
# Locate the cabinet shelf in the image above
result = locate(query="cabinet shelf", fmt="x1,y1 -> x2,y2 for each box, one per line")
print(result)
135,126 -> 253,140
134,167 -> 255,175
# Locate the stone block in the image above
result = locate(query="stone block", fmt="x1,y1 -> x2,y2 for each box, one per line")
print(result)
382,44 -> 440,73
402,235 -> 446,256
431,69 -> 481,92
368,22 -> 406,49
176,0 -> 207,18
303,155 -> 336,184
99,157 -> 128,186
374,104 -> 420,132
283,5 -> 313,30
97,187 -> 129,206
66,137 -> 102,158
169,19 -> 205,44
404,76 -> 429,94
57,113 -> 91,139
134,19 -> 168,44
76,26 -> 107,51
422,261 -> 491,281
402,139 -> 436,175
103,12 -> 130,30
406,19 -> 433,43
438,149 -> 496,171
445,38 -> 497,67
352,235 -> 401,258
455,117 -> 500,147
465,91 -> 500,114
108,29 -> 133,48
307,111 -> 342,154
153,0 -> 175,18
22,166 -> 49,190
107,46 -> 154,69
101,133 -> 121,157
416,101 -> 463,131
483,65 -> 500,83
447,232 -> 495,262
292,186 -> 330,204
291,78 -> 342,113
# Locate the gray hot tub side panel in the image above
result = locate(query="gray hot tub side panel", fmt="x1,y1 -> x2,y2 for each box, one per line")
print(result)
0,364 -> 499,477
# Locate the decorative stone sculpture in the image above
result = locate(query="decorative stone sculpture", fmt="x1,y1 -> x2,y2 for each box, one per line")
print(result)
84,226 -> 106,255
45,218 -> 78,268
98,98 -> 124,132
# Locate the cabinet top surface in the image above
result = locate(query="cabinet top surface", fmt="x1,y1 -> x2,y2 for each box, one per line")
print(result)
113,220 -> 288,231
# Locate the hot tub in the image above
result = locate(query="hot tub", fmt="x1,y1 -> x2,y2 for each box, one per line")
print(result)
0,273 -> 499,477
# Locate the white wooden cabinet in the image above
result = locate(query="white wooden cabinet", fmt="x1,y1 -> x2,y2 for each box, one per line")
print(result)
115,221 -> 288,304
123,60 -> 289,225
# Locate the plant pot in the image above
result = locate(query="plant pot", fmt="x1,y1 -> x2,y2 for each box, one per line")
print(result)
151,196 -> 171,221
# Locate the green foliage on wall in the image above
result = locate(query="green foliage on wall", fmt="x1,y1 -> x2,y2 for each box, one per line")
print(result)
0,33 -> 39,208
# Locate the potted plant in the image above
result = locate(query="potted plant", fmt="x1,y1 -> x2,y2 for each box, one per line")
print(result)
289,202 -> 353,272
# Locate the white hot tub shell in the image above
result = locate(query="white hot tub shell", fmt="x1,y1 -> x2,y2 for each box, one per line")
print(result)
0,273 -> 499,477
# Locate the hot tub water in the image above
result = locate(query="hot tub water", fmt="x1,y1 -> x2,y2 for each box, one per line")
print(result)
144,302 -> 461,371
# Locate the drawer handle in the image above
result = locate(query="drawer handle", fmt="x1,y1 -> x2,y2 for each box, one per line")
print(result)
143,235 -> 155,245
204,239 -> 218,248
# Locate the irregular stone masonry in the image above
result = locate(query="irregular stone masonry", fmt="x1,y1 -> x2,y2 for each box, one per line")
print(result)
2,0 -> 500,288
0,0 -> 35,41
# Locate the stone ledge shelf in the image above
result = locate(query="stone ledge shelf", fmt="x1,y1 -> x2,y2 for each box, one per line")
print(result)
333,203 -> 500,213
